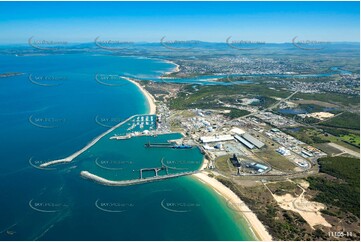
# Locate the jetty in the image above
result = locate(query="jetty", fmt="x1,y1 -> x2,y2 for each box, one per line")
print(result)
145,142 -> 193,149
80,170 -> 198,186
145,142 -> 175,148
40,115 -> 139,168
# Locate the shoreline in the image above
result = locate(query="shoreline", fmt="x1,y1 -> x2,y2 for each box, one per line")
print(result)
40,78 -> 156,168
38,61 -> 272,241
192,172 -> 272,241
127,72 -> 272,241
122,77 -> 156,114
163,59 -> 180,75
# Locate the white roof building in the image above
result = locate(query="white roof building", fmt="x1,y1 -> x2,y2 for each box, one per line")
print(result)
200,135 -> 234,143
242,133 -> 265,149
230,127 -> 246,136
276,147 -> 291,156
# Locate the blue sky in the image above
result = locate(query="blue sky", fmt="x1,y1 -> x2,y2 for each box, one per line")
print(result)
0,1 -> 359,43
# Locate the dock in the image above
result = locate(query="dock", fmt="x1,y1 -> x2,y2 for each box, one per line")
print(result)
144,142 -> 175,148
144,142 -> 193,149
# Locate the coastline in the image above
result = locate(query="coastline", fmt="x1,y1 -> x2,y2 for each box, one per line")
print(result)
38,62 -> 271,241
40,78 -> 156,168
123,77 -> 156,114
163,59 -> 180,75
192,172 -> 272,241
127,71 -> 272,241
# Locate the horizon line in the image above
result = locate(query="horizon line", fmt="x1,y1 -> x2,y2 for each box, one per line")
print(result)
0,40 -> 360,46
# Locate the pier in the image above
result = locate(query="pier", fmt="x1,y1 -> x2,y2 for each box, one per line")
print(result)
80,170 -> 198,186
110,134 -> 132,140
40,114 -> 139,168
144,142 -> 193,149
144,142 -> 175,148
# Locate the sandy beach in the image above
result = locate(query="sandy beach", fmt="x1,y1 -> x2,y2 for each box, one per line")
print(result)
163,59 -> 180,75
39,72 -> 272,241
193,172 -> 272,241
125,77 -> 156,114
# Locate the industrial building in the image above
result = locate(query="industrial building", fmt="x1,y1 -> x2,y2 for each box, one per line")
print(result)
230,154 -> 241,167
276,147 -> 291,156
301,150 -> 313,158
200,135 -> 234,143
246,162 -> 269,173
242,133 -> 265,149
234,133 -> 265,149
230,127 -> 246,136
234,135 -> 255,149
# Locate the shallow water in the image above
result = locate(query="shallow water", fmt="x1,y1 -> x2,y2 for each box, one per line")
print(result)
0,53 -> 255,240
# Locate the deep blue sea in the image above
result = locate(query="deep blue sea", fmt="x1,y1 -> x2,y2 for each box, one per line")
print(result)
0,54 -> 255,240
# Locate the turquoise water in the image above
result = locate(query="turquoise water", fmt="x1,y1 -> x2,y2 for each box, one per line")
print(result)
0,54 -> 255,240
76,116 -> 204,180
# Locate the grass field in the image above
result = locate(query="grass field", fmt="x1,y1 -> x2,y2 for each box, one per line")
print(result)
222,108 -> 250,119
319,126 -> 360,147
340,133 -> 360,147
214,155 -> 236,173
314,143 -> 343,155
320,112 -> 360,130
293,92 -> 359,107
284,127 -> 360,152
169,84 -> 291,110
253,149 -> 297,172
266,181 -> 301,196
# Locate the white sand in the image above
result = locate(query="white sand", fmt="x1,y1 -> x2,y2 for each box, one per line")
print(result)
163,60 -> 180,75
124,78 -> 156,114
265,182 -> 331,229
193,172 -> 272,241
272,193 -> 331,229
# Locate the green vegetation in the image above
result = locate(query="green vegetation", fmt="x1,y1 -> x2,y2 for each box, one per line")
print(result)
216,177 -> 323,240
214,155 -> 236,173
293,92 -> 359,107
307,157 -> 360,217
321,127 -> 360,147
252,96 -> 277,108
298,104 -> 339,114
266,181 -> 301,196
222,108 -> 250,119
283,127 -> 360,151
169,84 -> 290,110
283,127 -> 330,145
322,127 -> 360,147
340,133 -> 360,147
254,148 -> 297,172
321,112 -> 360,130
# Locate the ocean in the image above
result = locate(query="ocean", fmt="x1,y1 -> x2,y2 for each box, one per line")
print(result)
0,53 -> 255,240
